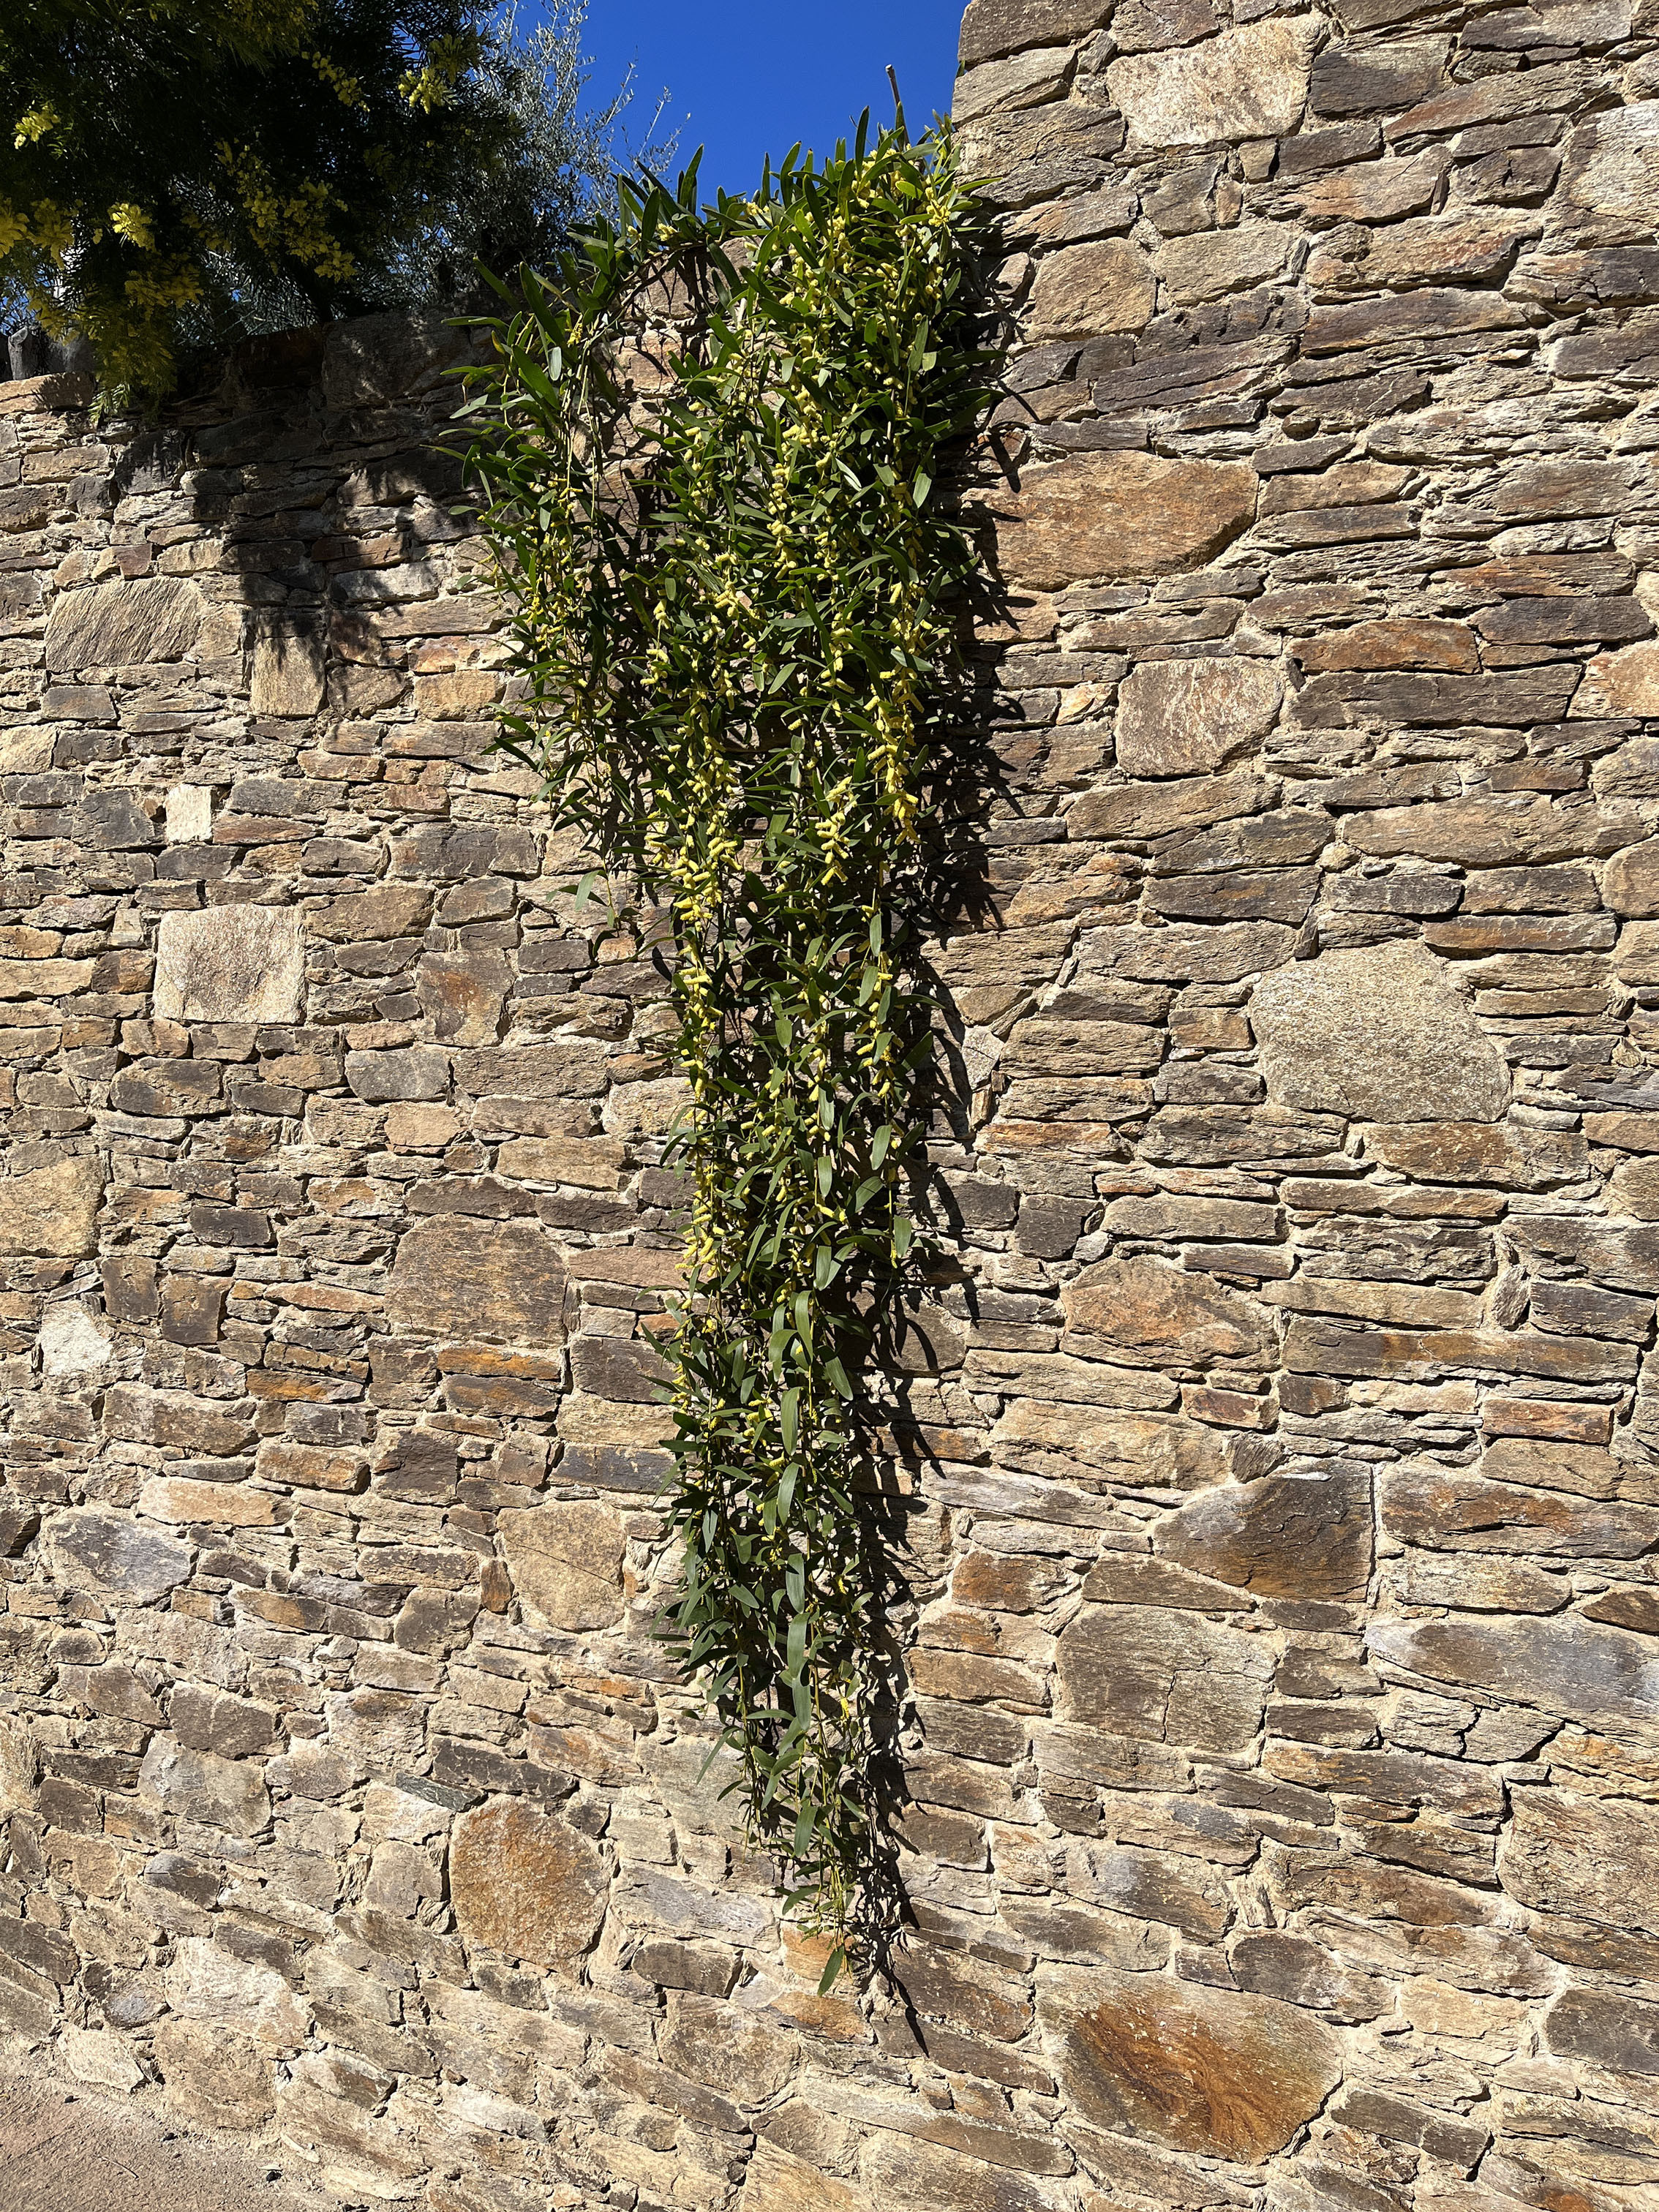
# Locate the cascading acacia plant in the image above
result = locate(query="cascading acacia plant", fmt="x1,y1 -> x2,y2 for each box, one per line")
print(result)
456,108 -> 992,1980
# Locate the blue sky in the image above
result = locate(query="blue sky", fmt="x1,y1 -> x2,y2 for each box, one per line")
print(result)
568,2 -> 966,200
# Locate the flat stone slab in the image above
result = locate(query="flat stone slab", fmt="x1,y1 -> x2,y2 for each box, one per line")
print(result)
44,578 -> 203,671
154,906 -> 306,1025
1250,937 -> 1510,1124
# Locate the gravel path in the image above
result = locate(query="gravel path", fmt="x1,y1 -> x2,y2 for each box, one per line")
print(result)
0,2065 -> 338,2212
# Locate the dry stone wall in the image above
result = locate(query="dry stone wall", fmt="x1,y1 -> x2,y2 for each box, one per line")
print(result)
3,4 -> 1659,2211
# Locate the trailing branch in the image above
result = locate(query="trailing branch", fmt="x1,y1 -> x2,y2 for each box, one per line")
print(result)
456,116 -> 993,1978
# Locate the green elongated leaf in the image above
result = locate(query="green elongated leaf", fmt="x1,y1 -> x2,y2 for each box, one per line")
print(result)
793,1798 -> 819,1861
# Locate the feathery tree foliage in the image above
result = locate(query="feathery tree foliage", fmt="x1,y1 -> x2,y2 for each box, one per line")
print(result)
1,0 -> 667,397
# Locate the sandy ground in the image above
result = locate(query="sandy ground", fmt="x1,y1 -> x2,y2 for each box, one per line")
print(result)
0,2064 -> 340,2212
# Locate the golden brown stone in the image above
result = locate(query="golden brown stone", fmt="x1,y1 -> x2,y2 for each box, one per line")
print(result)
1062,1256 -> 1274,1369
451,1802 -> 610,1968
0,1152 -> 102,1258
1045,1968 -> 1342,2162
995,453 -> 1257,590
1293,619 -> 1477,674
1027,240 -> 1155,340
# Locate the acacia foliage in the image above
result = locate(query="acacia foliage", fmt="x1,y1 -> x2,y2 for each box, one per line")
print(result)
0,0 -> 653,396
457,120 -> 992,1964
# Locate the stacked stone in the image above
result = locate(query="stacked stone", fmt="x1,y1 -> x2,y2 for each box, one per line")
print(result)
3,3 -> 1659,2209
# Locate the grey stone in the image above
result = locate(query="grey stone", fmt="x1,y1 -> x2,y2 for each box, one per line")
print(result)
61,2026 -> 146,2094
39,1302 -> 114,1374
1115,656 -> 1282,778
170,1685 -> 280,1758
1344,794 -> 1635,865
138,1739 -> 271,1835
1558,99 -> 1659,243
164,1936 -> 306,2047
959,0 -> 1110,68
1091,921 -> 1298,985
1155,221 -> 1297,305
743,2141 -> 865,2212
164,783 -> 214,843
108,1058 -> 223,1119
861,2137 -> 1064,2212
104,1384 -> 254,1458
659,1991 -> 801,2099
498,1500 -> 626,1631
154,906 -> 306,1024
1230,1933 -> 1391,2023
1546,1987 -> 1659,2076
1108,16 -> 1320,147
45,1508 -> 192,1600
45,578 -> 203,670
153,2019 -> 276,2130
1369,1614 -> 1659,1736
385,1215 -> 568,1344
955,44 -> 1075,124
1056,1605 -> 1274,1753
225,775 -> 326,818
1310,37 -> 1448,118
345,1046 -> 448,1101
1500,1791 -> 1659,1931
1250,940 -> 1509,1124
74,790 -> 157,849
320,313 -> 469,405
994,1402 -> 1235,1489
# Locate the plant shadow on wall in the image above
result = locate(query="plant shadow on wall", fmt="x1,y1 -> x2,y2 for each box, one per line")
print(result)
455,106 -> 1004,1987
